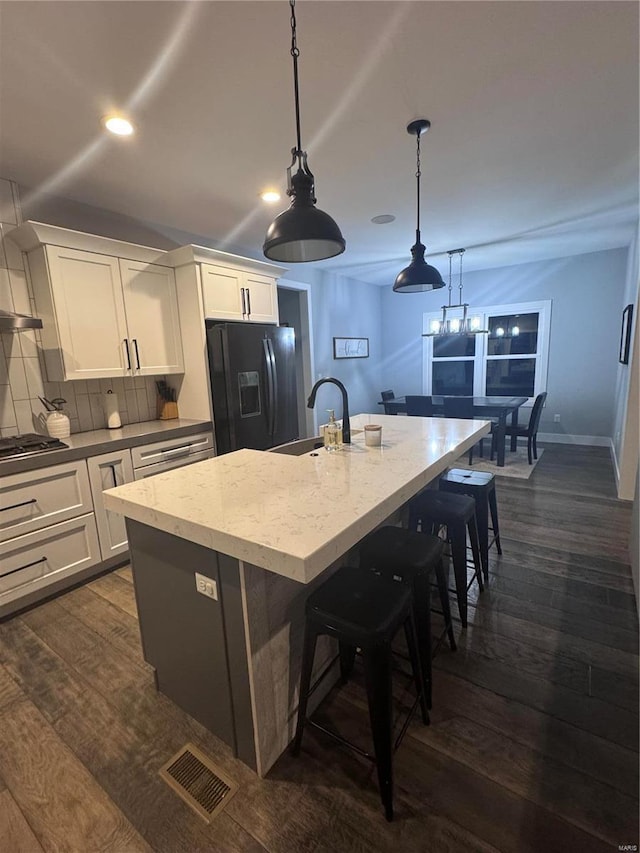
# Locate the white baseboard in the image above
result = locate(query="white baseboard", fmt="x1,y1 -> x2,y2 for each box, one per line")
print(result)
537,433 -> 613,447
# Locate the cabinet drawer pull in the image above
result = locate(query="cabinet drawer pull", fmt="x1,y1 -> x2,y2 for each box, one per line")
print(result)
132,339 -> 141,370
2,556 -> 47,579
124,339 -> 132,371
161,444 -> 191,457
1,498 -> 37,513
246,288 -> 251,317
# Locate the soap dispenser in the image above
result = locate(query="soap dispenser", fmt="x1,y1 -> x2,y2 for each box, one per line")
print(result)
45,398 -> 71,439
324,409 -> 339,452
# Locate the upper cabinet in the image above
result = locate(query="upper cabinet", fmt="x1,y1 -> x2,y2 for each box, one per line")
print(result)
200,264 -> 279,324
119,258 -> 183,375
166,244 -> 286,326
9,223 -> 184,381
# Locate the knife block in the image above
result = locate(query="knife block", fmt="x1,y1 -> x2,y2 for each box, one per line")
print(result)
157,397 -> 179,420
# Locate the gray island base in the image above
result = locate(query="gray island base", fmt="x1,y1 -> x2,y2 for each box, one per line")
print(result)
105,413 -> 490,776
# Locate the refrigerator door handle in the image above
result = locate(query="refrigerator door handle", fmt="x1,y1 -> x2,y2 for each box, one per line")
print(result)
268,337 -> 278,436
262,337 -> 275,436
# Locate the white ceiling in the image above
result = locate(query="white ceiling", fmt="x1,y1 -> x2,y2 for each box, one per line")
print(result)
0,1 -> 638,284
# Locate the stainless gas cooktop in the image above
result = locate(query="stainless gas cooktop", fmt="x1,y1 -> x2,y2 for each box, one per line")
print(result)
0,433 -> 69,461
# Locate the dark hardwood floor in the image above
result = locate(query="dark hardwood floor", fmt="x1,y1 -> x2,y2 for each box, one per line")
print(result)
0,444 -> 638,852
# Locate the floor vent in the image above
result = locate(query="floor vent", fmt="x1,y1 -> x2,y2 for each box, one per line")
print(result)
159,743 -> 238,822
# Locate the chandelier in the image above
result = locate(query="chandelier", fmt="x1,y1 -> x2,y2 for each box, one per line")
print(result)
422,248 -> 488,336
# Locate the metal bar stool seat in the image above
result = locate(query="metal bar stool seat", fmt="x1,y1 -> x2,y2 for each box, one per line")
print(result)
358,525 -> 457,710
292,565 -> 428,821
408,490 -> 484,628
439,468 -> 502,582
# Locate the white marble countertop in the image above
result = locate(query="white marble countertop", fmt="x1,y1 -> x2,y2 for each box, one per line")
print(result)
103,413 -> 490,584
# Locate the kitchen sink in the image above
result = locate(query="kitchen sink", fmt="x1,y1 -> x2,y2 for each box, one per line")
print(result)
269,429 -> 363,456
269,436 -> 325,456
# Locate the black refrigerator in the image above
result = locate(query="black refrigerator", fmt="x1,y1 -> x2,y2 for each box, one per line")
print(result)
206,321 -> 299,454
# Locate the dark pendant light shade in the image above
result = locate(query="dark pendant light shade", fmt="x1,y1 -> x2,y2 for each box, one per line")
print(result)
393,119 -> 444,293
263,0 -> 345,263
263,160 -> 345,262
393,241 -> 444,293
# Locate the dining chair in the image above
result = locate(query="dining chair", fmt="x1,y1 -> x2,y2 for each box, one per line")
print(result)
496,391 -> 547,464
405,395 -> 434,417
380,390 -> 396,415
441,396 -> 489,463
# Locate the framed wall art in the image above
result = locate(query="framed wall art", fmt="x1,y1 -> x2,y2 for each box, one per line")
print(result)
619,304 -> 634,365
333,337 -> 369,359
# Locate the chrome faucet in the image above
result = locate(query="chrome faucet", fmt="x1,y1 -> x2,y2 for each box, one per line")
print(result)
307,378 -> 351,444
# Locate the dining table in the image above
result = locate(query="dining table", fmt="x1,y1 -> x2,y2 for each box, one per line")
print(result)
378,395 -> 529,466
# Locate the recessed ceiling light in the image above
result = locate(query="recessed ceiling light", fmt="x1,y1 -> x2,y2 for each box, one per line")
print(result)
261,190 -> 281,204
103,115 -> 134,136
371,214 -> 395,224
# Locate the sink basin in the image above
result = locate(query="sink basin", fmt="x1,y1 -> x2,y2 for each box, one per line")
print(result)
269,429 -> 363,456
268,436 -> 325,456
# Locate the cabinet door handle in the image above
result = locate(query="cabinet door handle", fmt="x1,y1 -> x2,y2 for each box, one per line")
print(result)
246,288 -> 251,317
2,556 -> 47,579
108,464 -> 118,488
240,287 -> 247,317
132,339 -> 141,370
0,498 -> 37,512
124,339 -> 132,371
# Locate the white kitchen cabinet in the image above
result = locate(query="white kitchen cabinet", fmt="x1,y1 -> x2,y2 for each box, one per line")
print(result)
0,459 -> 99,612
0,515 -> 101,607
0,423 -> 213,617
36,245 -> 129,380
9,223 -> 185,381
201,262 -> 279,324
0,460 -> 93,543
87,449 -> 135,560
118,258 -> 184,375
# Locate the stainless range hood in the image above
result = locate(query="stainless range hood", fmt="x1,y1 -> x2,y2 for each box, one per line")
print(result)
0,310 -> 43,331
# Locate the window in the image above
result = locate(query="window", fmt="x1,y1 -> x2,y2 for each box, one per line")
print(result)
422,300 -> 551,402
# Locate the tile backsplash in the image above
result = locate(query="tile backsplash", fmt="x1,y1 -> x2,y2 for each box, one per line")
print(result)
0,177 -> 161,438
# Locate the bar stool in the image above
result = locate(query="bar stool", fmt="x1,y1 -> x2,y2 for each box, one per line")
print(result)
439,468 -> 502,582
358,526 -> 457,710
292,565 -> 428,821
408,490 -> 483,628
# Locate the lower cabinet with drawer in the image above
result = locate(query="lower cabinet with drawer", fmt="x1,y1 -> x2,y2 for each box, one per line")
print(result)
0,514 -> 101,610
0,460 -> 93,543
0,428 -> 213,618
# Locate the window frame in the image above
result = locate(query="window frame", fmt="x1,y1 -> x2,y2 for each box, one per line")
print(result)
422,299 -> 552,406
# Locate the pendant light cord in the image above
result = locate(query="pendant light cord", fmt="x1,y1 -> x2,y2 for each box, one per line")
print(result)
415,130 -> 422,243
290,0 -> 303,157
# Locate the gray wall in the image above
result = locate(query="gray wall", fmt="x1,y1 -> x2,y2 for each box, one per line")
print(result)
380,248 -> 630,438
308,271 -> 383,421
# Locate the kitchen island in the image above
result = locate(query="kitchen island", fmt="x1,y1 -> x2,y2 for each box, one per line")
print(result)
103,413 -> 490,776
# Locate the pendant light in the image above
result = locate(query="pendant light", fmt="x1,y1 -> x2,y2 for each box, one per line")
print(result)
423,248 -> 488,336
263,0 -> 345,263
393,119 -> 444,293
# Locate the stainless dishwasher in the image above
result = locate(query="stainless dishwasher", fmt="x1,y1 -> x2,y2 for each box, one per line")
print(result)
131,432 -> 213,480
